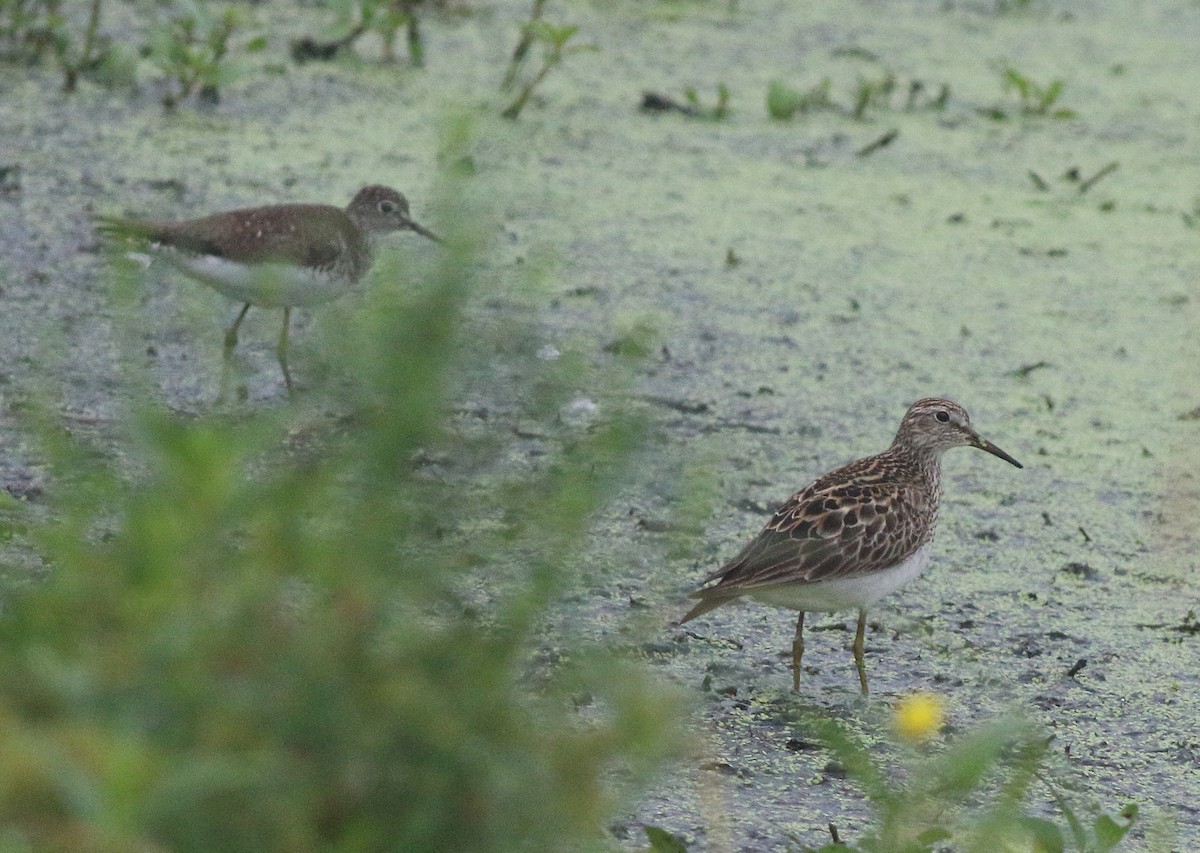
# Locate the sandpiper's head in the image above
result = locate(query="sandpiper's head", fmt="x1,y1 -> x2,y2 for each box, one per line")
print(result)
893,397 -> 1022,467
346,185 -> 441,242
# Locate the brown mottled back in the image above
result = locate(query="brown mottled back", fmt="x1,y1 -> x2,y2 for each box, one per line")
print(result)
681,397 -> 1022,621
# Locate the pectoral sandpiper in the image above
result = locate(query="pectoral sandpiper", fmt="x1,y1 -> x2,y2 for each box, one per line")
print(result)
680,397 -> 1022,695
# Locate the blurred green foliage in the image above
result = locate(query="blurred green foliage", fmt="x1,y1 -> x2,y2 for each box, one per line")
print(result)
0,118 -> 684,851
791,712 -> 1137,853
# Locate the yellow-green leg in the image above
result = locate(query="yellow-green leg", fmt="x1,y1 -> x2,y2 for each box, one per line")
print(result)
277,307 -> 293,395
220,303 -> 252,398
853,609 -> 869,695
791,611 -> 805,692
223,302 -> 252,361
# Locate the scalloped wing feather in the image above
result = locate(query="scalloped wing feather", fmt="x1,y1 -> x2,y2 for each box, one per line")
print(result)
693,454 -> 935,598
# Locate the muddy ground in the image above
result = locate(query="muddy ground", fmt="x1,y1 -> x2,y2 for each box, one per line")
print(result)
2,0 -> 1199,849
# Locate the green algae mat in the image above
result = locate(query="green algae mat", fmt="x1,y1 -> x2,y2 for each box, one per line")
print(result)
1,1 -> 1198,849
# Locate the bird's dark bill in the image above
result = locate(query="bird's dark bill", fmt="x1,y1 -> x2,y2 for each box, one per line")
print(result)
975,437 -> 1022,468
408,220 -> 442,243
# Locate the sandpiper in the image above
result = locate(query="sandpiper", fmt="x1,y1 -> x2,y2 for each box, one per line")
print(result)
679,397 -> 1022,695
97,185 -> 440,394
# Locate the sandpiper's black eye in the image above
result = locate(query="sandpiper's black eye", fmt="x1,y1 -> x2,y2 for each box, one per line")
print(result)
934,410 -> 950,423
379,200 -> 397,214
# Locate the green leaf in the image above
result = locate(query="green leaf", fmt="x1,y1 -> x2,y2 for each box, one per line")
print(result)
916,826 -> 953,844
923,722 -> 1016,798
209,58 -> 249,88
643,825 -> 688,852
528,21 -> 576,47
714,82 -> 730,117
1017,816 -> 1064,853
550,25 -> 579,48
1002,68 -> 1029,96
1093,803 -> 1137,851
1041,79 -> 1063,108
766,79 -> 802,119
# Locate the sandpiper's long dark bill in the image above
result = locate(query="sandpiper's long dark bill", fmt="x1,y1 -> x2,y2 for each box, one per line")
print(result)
679,397 -> 1021,695
96,185 -> 439,393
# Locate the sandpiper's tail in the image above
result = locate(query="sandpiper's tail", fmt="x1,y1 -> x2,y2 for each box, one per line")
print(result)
94,215 -> 164,243
676,590 -> 739,625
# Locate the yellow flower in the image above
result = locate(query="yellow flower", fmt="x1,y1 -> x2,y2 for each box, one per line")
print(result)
893,693 -> 944,741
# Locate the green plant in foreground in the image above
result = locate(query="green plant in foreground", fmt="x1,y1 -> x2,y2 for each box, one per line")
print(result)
642,695 -> 1137,852
0,117 -> 683,850
791,696 -> 1138,853
500,8 -> 595,120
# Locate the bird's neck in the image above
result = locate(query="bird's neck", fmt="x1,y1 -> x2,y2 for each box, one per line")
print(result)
887,442 -> 943,492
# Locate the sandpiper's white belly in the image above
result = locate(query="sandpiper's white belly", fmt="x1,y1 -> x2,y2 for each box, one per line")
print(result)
158,252 -> 350,308
748,545 -> 931,613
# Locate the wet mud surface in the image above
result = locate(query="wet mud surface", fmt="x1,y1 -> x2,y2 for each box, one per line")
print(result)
2,1 -> 1199,849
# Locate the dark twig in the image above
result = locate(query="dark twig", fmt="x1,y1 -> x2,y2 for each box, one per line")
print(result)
1077,161 -> 1118,194
856,128 -> 899,158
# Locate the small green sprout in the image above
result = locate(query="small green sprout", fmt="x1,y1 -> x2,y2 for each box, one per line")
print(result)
500,0 -> 546,89
683,83 -> 730,120
0,0 -> 111,92
904,79 -> 949,110
766,77 -> 833,120
991,67 -> 1076,118
641,85 -> 730,120
54,0 -> 105,92
356,0 -> 427,65
148,1 -> 251,109
767,74 -> 945,121
850,71 -> 896,119
500,16 -> 595,119
290,0 -> 429,65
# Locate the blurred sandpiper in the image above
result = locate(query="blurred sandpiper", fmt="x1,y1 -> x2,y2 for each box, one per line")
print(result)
97,184 -> 439,394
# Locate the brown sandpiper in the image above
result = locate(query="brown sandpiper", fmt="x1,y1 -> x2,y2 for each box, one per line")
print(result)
679,398 -> 1022,695
97,185 -> 440,394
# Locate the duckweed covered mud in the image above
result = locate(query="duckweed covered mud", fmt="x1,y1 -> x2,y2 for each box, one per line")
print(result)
2,0 -> 1199,849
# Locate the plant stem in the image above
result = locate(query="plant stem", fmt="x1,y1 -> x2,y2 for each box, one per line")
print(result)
403,0 -> 423,67
60,0 -> 103,93
501,50 -> 556,119
500,0 -> 546,90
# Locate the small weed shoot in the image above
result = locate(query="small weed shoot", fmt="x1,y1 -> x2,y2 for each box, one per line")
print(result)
500,7 -> 595,120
